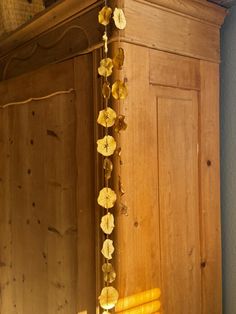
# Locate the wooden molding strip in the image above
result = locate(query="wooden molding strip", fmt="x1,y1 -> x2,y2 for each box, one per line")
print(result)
0,0 -> 226,81
139,0 -> 226,25
0,0 -> 226,60
124,0 -> 223,63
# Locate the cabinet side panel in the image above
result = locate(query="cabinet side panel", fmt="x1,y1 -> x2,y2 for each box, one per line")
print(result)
114,43 -> 162,308
0,84 -> 78,313
200,61 -> 222,314
0,57 -> 97,314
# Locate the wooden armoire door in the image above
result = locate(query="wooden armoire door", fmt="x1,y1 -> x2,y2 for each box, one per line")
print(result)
0,55 -> 97,314
0,1 -> 224,313
115,44 -> 221,314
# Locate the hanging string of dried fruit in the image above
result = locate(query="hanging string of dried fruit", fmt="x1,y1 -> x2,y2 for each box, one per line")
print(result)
97,2 -> 127,313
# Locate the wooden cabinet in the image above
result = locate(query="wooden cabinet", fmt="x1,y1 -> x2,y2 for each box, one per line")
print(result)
0,0 -> 225,313
117,44 -> 223,314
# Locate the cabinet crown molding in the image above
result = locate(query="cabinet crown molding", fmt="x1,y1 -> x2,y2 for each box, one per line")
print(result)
140,0 -> 226,25
0,0 -> 226,81
0,0 -> 226,58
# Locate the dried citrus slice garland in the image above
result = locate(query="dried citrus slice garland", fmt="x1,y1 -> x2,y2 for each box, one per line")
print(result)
113,8 -> 127,30
97,135 -> 117,156
112,80 -> 128,100
98,6 -> 112,26
97,187 -> 117,209
97,1 -> 128,313
99,286 -> 119,310
100,212 -> 115,235
113,47 -> 125,70
97,107 -> 117,128
102,262 -> 117,283
98,58 -> 114,77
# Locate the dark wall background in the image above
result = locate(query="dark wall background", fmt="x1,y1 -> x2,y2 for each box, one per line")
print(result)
221,5 -> 236,314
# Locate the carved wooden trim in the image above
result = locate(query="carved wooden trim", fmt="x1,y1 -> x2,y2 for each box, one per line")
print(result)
0,4 -> 104,80
2,25 -> 90,80
0,0 -> 100,57
0,0 -> 226,81
0,0 -> 225,58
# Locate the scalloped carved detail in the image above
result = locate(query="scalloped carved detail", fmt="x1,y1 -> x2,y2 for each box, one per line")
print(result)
0,5 -> 103,80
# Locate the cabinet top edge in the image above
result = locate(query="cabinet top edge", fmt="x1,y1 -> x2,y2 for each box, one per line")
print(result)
0,0 -> 226,59
128,0 -> 227,26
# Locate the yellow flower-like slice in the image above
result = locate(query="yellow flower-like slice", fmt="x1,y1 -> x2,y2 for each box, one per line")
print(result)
97,187 -> 117,208
101,213 -> 115,235
98,58 -> 113,77
112,80 -> 128,100
113,48 -> 124,70
114,115 -> 128,132
98,6 -> 113,26
102,263 -> 117,283
101,239 -> 115,260
113,8 -> 127,30
97,135 -> 117,157
97,107 -> 117,128
102,82 -> 111,99
103,158 -> 113,180
99,286 -> 119,310
102,263 -> 113,273
102,312 -> 110,314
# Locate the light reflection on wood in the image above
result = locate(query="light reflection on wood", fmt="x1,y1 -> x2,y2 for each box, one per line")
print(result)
116,300 -> 161,314
115,288 -> 161,313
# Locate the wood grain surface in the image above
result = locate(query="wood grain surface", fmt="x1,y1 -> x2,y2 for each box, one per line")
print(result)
0,0 -> 223,312
113,42 -> 222,314
0,56 -> 96,314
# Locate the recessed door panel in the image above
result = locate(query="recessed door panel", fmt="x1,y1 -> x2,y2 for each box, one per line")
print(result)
156,87 -> 201,314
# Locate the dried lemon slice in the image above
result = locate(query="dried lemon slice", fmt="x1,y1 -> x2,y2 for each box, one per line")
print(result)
112,80 -> 128,100
101,239 -> 115,260
97,135 -> 117,157
113,8 -> 126,30
99,286 -> 119,310
113,48 -> 124,70
98,58 -> 113,77
101,213 -> 115,235
97,187 -> 117,209
102,263 -> 113,273
97,107 -> 117,128
102,263 -> 117,283
98,6 -> 113,26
